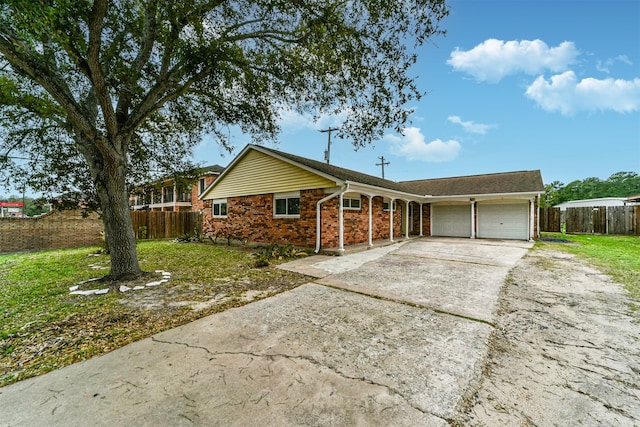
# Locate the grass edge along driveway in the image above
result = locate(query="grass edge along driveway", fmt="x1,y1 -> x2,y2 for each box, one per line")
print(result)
0,240 -> 310,387
539,232 -> 640,308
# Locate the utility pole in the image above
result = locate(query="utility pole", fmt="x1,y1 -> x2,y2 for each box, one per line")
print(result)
376,156 -> 390,179
319,128 -> 339,164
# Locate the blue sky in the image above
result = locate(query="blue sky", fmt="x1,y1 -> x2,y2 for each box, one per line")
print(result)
195,0 -> 640,187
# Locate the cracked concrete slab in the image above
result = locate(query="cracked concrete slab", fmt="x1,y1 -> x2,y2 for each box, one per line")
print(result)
0,284 -> 490,426
304,238 -> 532,323
0,238 -> 530,426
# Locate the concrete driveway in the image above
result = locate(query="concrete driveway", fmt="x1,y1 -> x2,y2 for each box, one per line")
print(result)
0,238 -> 532,426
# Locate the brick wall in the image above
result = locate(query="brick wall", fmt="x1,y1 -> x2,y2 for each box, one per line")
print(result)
202,191 -> 406,249
191,175 -> 219,212
0,210 -> 103,254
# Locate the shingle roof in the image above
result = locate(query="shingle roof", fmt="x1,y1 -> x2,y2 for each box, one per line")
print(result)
399,170 -> 544,196
251,145 -> 543,197
197,164 -> 225,175
254,145 -> 411,193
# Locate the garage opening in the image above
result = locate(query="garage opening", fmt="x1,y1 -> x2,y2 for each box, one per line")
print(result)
431,204 -> 471,238
477,202 -> 529,240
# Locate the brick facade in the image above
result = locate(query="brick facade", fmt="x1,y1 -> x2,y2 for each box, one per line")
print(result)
202,190 -> 409,249
0,210 -> 103,254
191,175 -> 219,212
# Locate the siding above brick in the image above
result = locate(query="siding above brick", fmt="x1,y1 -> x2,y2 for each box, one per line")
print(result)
203,149 -> 338,200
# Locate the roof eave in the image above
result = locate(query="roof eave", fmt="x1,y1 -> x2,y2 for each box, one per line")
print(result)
429,191 -> 543,201
344,181 -> 427,200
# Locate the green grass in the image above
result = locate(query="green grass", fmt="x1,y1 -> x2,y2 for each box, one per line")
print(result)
539,233 -> 640,305
0,241 -> 309,387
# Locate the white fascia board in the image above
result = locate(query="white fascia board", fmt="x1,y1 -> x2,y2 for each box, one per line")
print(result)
429,191 -> 542,202
344,181 -> 427,201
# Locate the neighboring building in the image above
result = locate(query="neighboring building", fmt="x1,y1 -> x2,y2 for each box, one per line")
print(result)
554,197 -> 637,211
626,194 -> 640,204
130,165 -> 225,212
199,144 -> 544,252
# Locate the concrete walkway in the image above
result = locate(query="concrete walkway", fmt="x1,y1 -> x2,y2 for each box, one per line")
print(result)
0,238 -> 532,426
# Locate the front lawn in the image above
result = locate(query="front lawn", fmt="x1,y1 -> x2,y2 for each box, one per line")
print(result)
539,233 -> 640,306
0,241 -> 310,387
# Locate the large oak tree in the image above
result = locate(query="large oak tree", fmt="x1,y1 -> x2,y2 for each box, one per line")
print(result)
0,0 -> 448,280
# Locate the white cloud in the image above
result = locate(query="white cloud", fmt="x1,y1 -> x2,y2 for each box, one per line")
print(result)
385,127 -> 461,162
447,39 -> 579,83
525,71 -> 640,115
596,55 -> 633,74
447,116 -> 495,134
277,108 -> 348,132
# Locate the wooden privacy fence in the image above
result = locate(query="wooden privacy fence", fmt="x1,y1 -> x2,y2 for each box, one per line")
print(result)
130,211 -> 202,239
540,206 -> 640,235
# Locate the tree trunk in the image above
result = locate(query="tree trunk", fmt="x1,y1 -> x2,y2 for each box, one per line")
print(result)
82,136 -> 142,281
96,168 -> 142,280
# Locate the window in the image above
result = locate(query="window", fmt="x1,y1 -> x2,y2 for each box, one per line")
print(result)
199,178 -> 206,194
274,192 -> 301,217
212,199 -> 227,217
343,197 -> 361,210
383,201 -> 397,212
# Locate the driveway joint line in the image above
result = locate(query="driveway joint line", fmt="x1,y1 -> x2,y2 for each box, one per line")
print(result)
150,337 -> 445,419
314,281 -> 496,328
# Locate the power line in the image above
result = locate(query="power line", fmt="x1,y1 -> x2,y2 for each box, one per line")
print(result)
376,156 -> 390,179
319,128 -> 339,164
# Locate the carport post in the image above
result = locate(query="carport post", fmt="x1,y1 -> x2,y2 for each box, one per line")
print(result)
529,198 -> 535,241
389,197 -> 395,242
419,202 -> 423,237
339,192 -> 345,253
368,195 -> 373,247
470,200 -> 476,239
405,200 -> 410,239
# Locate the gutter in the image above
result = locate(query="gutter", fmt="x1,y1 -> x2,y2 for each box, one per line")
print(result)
315,184 -> 348,253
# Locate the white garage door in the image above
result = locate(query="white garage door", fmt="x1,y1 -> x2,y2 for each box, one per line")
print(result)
477,203 -> 529,240
431,204 -> 471,237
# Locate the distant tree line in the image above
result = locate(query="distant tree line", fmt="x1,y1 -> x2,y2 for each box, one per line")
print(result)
541,172 -> 640,207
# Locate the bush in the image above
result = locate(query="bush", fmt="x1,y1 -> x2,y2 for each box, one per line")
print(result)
253,243 -> 308,267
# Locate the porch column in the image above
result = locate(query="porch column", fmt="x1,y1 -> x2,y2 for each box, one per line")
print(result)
529,198 -> 535,241
338,192 -> 345,253
173,183 -> 178,208
419,202 -> 423,237
368,195 -> 373,247
405,200 -> 410,239
470,200 -> 476,239
389,198 -> 395,242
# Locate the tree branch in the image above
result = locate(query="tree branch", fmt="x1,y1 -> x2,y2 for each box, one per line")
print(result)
87,0 -> 117,142
0,32 -> 97,142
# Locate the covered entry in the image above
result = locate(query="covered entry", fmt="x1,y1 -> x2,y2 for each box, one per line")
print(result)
477,202 -> 529,240
431,204 -> 471,238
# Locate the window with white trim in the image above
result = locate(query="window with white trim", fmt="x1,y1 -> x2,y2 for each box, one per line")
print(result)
343,197 -> 361,210
199,178 -> 206,194
383,201 -> 397,212
274,192 -> 301,217
212,199 -> 227,217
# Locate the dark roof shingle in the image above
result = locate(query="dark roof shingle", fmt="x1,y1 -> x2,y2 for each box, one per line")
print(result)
400,170 -> 544,196
255,145 -> 411,193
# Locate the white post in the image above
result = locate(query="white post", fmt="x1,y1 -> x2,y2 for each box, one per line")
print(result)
368,195 -> 373,247
419,203 -> 424,237
470,201 -> 476,239
405,200 -> 410,239
529,198 -> 535,241
339,192 -> 345,253
389,198 -> 394,242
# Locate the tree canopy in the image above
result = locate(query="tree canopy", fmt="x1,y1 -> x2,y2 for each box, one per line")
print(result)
0,0 -> 448,279
541,172 -> 640,207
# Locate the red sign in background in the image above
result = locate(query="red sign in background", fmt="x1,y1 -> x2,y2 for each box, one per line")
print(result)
0,202 -> 24,207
